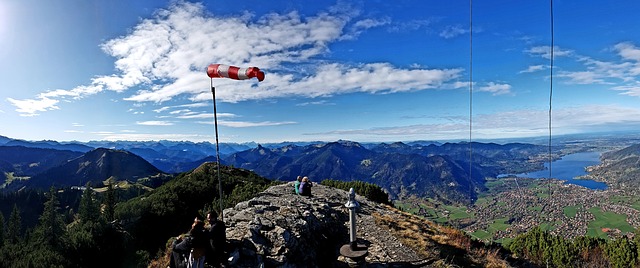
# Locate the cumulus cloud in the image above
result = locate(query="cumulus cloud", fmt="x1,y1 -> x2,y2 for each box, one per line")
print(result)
9,1 -> 469,116
615,42 -> 640,61
7,96 -> 60,116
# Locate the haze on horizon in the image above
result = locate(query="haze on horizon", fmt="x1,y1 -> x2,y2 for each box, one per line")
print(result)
1,0 -> 640,144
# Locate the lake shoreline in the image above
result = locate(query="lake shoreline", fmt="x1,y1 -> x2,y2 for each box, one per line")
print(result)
499,151 -> 608,190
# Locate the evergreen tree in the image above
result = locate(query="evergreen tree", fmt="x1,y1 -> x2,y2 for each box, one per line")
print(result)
0,210 -> 4,247
25,187 -> 68,267
104,181 -> 117,221
78,184 -> 100,223
605,238 -> 637,268
7,204 -> 21,243
320,179 -> 391,205
33,188 -> 68,249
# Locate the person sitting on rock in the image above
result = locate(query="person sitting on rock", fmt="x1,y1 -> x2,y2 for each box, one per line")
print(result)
205,210 -> 227,268
299,176 -> 313,196
171,217 -> 208,268
294,175 -> 302,195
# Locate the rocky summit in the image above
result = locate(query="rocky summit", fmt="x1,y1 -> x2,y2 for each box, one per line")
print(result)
218,183 -> 511,268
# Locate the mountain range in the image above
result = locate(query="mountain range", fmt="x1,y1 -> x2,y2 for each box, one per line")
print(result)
0,134 -> 554,204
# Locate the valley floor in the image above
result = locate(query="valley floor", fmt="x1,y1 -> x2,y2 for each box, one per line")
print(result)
398,177 -> 640,245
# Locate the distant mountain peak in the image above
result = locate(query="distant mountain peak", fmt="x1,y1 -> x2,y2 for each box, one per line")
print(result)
27,147 -> 164,189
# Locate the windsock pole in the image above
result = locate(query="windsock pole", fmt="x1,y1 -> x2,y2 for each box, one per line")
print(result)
211,78 -> 224,221
206,63 -> 264,221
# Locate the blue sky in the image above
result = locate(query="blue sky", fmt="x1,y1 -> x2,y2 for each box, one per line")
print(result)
1,0 -> 640,143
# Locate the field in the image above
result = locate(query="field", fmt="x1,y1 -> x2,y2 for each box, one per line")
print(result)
563,205 -> 580,218
586,207 -> 634,239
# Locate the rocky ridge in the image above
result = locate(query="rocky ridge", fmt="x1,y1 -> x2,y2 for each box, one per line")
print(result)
218,183 -> 511,267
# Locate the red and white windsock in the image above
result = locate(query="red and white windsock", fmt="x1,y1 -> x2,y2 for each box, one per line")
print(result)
207,64 -> 265,82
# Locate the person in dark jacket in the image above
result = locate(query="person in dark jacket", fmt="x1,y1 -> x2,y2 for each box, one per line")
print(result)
171,217 -> 208,268
299,176 -> 312,196
205,211 -> 227,268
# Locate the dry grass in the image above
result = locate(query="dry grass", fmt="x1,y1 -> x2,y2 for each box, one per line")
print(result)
147,237 -> 176,268
373,208 -> 511,268
373,210 -> 435,257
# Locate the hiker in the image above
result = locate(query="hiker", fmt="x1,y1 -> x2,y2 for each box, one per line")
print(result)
299,176 -> 313,196
205,211 -> 227,268
171,217 -> 208,268
294,175 -> 302,194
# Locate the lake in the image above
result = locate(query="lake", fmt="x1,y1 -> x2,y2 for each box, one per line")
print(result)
511,151 -> 608,190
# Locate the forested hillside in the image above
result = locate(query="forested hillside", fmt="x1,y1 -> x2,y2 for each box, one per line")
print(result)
0,162 -> 277,267
587,144 -> 640,190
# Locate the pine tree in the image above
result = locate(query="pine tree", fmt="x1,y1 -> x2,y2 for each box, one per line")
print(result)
22,188 -> 69,267
104,181 -> 117,221
78,184 -> 100,223
34,188 -> 67,249
0,211 -> 5,247
7,204 -> 21,243
605,238 -> 638,268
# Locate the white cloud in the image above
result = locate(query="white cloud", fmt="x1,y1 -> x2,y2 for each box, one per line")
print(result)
439,25 -> 467,39
527,42 -> 640,91
7,96 -> 59,116
197,120 -> 296,127
354,17 -> 391,29
91,131 -> 115,135
525,46 -> 573,59
615,42 -> 640,61
477,82 -> 512,95
311,104 -> 640,140
170,109 -> 191,114
519,65 -> 547,73
556,71 -> 607,84
9,1 -> 468,115
153,107 -> 171,113
296,100 -> 335,106
136,120 -> 174,126
177,113 -> 231,119
611,85 -> 640,97
94,132 -> 210,142
387,19 -> 437,33
343,17 -> 391,39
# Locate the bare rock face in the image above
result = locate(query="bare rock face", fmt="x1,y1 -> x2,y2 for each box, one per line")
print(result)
223,183 -> 426,267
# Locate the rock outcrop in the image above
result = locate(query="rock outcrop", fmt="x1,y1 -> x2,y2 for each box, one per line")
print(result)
155,182 -> 513,267
223,183 -> 428,267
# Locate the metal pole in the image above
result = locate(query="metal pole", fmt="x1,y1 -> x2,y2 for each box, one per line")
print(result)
345,188 -> 359,249
349,207 -> 357,248
211,78 -> 224,221
340,188 -> 367,260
